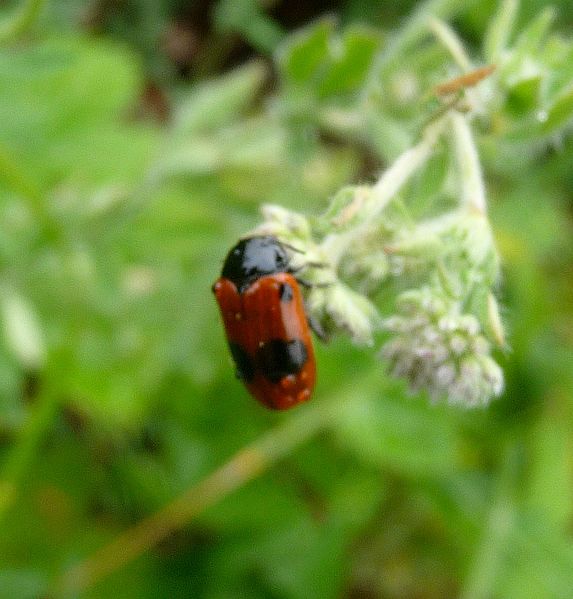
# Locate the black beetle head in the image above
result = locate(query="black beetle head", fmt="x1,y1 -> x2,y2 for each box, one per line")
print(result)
221,236 -> 289,292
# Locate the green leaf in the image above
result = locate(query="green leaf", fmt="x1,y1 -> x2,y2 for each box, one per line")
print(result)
501,7 -> 555,82
213,0 -> 284,53
525,406 -> 573,528
317,26 -> 381,98
505,75 -> 542,116
507,84 -> 573,139
539,84 -> 573,134
331,382 -> 458,477
364,108 -> 415,161
277,21 -> 380,102
173,61 -> 268,135
544,39 -> 573,98
155,118 -> 286,178
499,513 -> 573,599
256,519 -> 349,599
0,36 -> 154,189
512,7 -> 555,56
277,18 -> 334,85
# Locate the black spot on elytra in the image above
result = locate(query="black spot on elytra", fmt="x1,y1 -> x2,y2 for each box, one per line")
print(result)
228,342 -> 255,382
279,282 -> 294,302
256,339 -> 308,383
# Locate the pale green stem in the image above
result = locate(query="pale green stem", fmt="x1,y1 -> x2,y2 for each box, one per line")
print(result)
0,0 -> 46,44
451,111 -> 487,214
429,17 -> 471,70
360,0 -> 483,115
369,118 -> 447,216
321,116 -> 448,267
429,18 -> 492,118
365,0 -> 477,82
483,0 -> 519,63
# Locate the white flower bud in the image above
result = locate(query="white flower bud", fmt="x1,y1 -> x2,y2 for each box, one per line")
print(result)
449,334 -> 468,355
309,283 -> 381,346
435,362 -> 456,388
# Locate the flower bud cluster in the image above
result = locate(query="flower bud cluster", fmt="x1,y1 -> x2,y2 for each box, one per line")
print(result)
381,287 -> 503,407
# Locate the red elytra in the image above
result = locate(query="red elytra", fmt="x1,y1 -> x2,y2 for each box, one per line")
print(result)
213,236 -> 316,410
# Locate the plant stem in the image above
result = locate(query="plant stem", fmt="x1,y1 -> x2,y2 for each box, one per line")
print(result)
451,111 -> 487,214
364,0 -> 478,88
429,17 -> 471,70
321,116 -> 448,268
483,0 -> 519,63
53,398 -> 338,596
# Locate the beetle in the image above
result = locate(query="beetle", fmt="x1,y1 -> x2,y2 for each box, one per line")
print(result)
212,235 -> 316,410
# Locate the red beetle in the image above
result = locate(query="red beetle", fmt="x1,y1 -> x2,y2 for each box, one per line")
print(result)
212,236 -> 316,410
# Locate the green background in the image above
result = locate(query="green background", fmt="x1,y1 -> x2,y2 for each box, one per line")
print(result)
1,1 -> 573,597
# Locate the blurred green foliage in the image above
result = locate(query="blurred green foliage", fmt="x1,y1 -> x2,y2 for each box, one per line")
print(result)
0,0 -> 573,598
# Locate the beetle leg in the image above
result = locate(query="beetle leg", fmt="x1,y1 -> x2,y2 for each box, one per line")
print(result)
305,312 -> 329,342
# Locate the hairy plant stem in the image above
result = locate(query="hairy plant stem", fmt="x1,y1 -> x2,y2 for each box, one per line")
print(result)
451,111 -> 487,214
320,115 -> 449,268
363,0 -> 479,90
484,0 -> 520,63
429,17 -> 471,70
